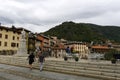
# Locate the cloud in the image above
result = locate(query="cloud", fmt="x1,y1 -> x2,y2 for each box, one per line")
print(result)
0,0 -> 120,32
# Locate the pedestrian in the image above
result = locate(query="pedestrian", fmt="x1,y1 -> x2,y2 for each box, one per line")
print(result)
66,46 -> 71,55
38,50 -> 45,72
27,52 -> 35,70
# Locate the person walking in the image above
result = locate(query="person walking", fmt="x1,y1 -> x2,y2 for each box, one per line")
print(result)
66,46 -> 71,55
28,52 -> 35,70
38,50 -> 45,72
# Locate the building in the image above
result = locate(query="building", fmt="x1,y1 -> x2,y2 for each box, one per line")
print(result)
50,36 -> 65,50
49,36 -> 66,58
112,45 -> 120,51
65,41 -> 90,58
0,25 -> 30,55
36,34 -> 50,50
27,32 -> 36,53
88,45 -> 112,59
91,45 -> 111,53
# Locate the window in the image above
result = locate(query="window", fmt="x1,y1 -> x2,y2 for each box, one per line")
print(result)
0,33 -> 2,38
17,37 -> 19,40
11,43 -> 16,47
0,41 -> 1,46
4,42 -> 7,46
17,43 -> 19,47
5,35 -> 8,39
13,36 -> 15,40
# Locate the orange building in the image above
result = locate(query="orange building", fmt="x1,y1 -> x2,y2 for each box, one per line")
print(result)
36,34 -> 49,50
91,45 -> 111,53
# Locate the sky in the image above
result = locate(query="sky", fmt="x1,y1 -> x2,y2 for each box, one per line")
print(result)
0,0 -> 120,33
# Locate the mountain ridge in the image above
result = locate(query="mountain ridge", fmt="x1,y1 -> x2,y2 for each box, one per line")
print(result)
43,21 -> 120,43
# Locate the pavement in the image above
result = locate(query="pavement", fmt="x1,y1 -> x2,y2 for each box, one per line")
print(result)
0,64 -> 101,80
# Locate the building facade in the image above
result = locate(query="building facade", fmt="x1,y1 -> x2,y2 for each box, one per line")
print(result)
91,45 -> 111,53
0,26 -> 30,55
36,34 -> 50,50
65,41 -> 90,59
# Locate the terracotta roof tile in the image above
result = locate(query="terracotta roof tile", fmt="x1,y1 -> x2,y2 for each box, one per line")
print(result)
92,46 -> 109,49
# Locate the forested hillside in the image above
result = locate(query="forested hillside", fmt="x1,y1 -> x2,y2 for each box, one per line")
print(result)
43,21 -> 120,43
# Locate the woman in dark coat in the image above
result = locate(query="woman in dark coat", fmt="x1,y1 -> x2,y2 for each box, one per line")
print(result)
28,52 -> 35,70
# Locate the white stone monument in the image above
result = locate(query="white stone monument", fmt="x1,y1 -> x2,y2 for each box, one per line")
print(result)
15,29 -> 28,57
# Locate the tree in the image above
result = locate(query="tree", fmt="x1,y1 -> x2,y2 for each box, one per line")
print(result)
104,49 -> 118,60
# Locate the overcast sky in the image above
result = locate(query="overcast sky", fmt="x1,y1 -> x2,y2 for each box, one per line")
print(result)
0,0 -> 120,32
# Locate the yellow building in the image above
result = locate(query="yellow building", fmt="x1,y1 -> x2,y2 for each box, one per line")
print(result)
65,41 -> 90,59
0,26 -> 29,55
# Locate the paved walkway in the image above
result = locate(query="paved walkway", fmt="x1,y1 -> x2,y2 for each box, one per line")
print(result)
0,64 -> 101,80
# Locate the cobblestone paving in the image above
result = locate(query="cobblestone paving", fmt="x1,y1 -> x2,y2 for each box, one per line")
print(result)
0,64 -> 101,80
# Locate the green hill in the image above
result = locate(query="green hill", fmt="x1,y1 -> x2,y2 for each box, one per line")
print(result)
43,21 -> 120,43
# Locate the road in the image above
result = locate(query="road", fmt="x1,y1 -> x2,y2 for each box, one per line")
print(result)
0,64 -> 102,80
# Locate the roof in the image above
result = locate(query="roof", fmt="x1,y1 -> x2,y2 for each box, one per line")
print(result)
65,41 -> 84,45
92,45 -> 109,49
16,27 -> 30,32
37,34 -> 49,40
0,26 -> 30,33
0,26 -> 13,31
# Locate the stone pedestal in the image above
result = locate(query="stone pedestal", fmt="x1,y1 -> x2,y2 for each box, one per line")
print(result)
15,40 -> 28,57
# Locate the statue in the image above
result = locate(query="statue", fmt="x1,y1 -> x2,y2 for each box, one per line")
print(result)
15,29 -> 28,57
21,29 -> 26,39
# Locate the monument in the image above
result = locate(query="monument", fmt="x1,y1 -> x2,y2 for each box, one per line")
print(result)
15,29 -> 28,57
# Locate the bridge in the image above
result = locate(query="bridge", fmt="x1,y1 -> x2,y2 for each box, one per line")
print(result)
0,55 -> 120,80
